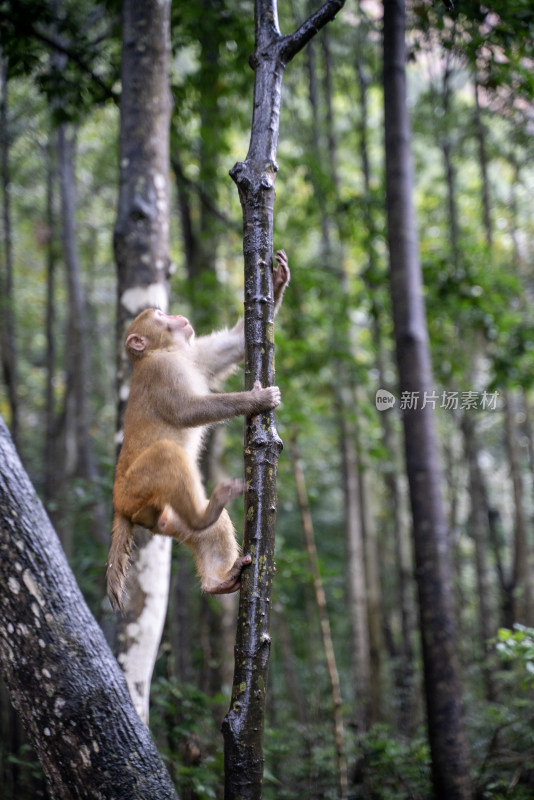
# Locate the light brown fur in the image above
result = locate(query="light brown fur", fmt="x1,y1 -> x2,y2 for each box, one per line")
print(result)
107,251 -> 290,611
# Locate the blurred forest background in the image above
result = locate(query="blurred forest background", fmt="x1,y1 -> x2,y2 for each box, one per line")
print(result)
1,0 -> 534,798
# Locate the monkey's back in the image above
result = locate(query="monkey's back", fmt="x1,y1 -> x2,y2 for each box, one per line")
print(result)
117,349 -> 210,478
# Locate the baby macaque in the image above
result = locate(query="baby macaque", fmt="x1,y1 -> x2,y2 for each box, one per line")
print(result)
107,250 -> 290,611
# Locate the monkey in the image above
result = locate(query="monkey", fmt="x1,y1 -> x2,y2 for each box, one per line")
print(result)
107,250 -> 290,612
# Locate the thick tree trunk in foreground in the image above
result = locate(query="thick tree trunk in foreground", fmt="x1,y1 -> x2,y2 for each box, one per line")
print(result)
221,2 -> 345,797
383,1 -> 472,798
112,0 -> 173,725
0,417 -> 178,800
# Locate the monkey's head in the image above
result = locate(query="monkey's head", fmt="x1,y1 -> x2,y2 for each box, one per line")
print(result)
125,308 -> 195,363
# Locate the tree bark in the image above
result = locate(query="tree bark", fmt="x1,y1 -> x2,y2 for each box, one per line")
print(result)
111,0 -> 173,725
0,417 -> 178,800
383,1 -> 472,798
221,2 -> 345,797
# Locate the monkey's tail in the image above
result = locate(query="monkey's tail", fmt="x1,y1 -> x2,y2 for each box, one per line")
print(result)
107,514 -> 134,613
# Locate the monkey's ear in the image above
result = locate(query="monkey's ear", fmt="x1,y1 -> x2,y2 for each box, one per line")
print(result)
126,333 -> 147,355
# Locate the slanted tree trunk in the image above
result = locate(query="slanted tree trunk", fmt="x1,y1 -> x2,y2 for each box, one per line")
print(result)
221,2 -> 345,797
111,0 -> 173,725
383,1 -> 472,798
0,417 -> 178,800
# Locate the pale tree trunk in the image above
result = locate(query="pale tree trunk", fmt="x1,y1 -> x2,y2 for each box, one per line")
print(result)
504,391 -> 533,626
359,455 -> 384,721
43,140 -> 62,518
461,412 -> 497,700
522,394 -> 534,532
474,78 -> 492,250
112,0 -> 173,725
0,54 -> 19,450
221,2 -> 345,797
0,417 -> 178,800
340,409 -> 372,730
289,438 -> 348,800
383,1 -> 472,798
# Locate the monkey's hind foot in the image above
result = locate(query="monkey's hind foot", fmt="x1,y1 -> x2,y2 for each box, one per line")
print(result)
204,554 -> 252,595
211,478 -> 245,507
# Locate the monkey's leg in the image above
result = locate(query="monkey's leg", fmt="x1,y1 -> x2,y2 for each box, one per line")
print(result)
183,509 -> 251,594
160,478 -> 245,534
203,553 -> 252,594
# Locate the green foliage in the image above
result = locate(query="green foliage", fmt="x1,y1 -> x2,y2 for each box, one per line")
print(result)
469,697 -> 534,799
150,678 -> 226,800
0,0 -> 121,122
353,724 -> 432,800
496,625 -> 534,688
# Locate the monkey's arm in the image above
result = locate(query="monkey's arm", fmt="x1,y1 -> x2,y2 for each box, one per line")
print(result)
152,379 -> 280,429
192,318 -> 245,382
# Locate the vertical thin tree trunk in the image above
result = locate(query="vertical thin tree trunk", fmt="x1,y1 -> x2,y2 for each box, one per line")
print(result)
356,28 -> 416,725
461,412 -> 497,700
474,78 -> 492,250
504,390 -> 533,626
522,393 -> 534,528
56,123 -> 107,554
304,21 -> 378,725
0,54 -> 19,450
221,3 -> 345,797
359,457 -> 384,722
42,139 -> 66,536
340,409 -> 372,730
56,125 -> 98,485
289,437 -> 348,800
383,2 -> 472,798
112,0 -> 173,725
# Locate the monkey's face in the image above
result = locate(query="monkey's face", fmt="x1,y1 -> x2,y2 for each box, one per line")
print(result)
153,309 -> 195,342
125,308 -> 195,362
